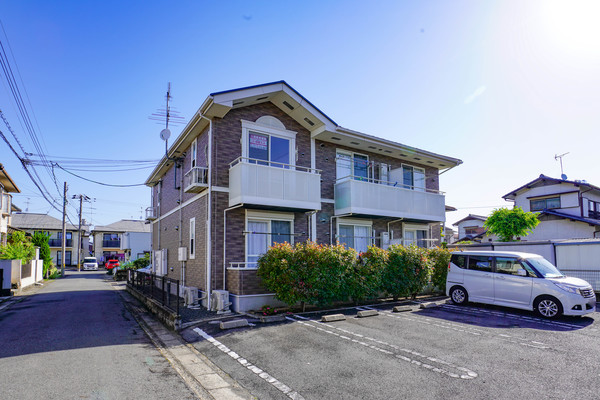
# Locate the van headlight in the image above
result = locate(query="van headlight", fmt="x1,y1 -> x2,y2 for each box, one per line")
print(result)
553,282 -> 579,294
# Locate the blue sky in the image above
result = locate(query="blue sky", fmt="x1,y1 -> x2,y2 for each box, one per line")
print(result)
1,1 -> 599,229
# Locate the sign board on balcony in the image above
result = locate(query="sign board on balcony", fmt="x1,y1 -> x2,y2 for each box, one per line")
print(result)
249,133 -> 268,150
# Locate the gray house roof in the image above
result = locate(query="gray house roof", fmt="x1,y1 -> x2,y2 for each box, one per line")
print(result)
10,213 -> 79,231
92,219 -> 151,234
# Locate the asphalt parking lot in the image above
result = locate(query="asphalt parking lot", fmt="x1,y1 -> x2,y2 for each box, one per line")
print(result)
181,300 -> 600,399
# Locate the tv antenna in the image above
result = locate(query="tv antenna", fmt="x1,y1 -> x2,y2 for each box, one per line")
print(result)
554,152 -> 569,180
149,82 -> 186,157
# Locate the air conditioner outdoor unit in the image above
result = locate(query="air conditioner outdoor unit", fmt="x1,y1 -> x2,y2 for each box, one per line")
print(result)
210,290 -> 232,314
184,286 -> 199,307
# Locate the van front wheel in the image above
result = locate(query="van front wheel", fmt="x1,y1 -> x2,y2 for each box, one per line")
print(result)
535,296 -> 563,319
450,286 -> 468,305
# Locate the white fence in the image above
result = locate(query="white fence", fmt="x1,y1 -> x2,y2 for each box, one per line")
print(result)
450,239 -> 600,292
0,259 -> 44,291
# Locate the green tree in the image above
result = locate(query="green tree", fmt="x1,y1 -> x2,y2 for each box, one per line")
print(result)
484,207 -> 540,242
32,231 -> 53,277
0,231 -> 35,264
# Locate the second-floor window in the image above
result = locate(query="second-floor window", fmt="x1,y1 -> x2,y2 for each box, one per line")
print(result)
589,200 -> 600,219
336,151 -> 368,181
402,165 -> 425,191
530,196 -> 560,211
191,139 -> 197,168
242,119 -> 296,168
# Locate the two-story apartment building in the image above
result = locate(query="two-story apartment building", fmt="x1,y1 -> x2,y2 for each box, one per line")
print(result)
9,213 -> 89,266
92,219 -> 151,265
503,174 -> 600,240
145,81 -> 462,312
0,164 -> 20,246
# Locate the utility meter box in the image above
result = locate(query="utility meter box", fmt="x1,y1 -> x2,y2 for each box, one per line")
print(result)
178,247 -> 188,262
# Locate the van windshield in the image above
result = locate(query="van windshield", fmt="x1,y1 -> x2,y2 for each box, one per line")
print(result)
83,258 -> 96,263
525,257 -> 564,278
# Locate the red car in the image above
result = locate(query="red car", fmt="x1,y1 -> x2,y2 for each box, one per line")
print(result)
105,259 -> 120,270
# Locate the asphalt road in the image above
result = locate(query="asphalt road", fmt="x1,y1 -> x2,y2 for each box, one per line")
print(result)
0,270 -> 196,400
182,300 -> 600,400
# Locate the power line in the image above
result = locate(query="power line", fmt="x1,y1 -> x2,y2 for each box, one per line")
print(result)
55,163 -> 149,187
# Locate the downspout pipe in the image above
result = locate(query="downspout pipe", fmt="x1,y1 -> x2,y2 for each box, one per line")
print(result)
223,203 -> 244,290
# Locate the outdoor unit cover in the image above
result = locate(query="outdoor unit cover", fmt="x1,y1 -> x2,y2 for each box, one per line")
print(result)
210,290 -> 231,313
184,287 -> 198,306
178,247 -> 188,261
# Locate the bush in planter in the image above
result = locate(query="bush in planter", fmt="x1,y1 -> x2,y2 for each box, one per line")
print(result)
382,245 -> 430,300
347,246 -> 387,303
428,246 -> 453,292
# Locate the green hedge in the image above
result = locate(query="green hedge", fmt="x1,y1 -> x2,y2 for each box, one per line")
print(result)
257,242 -> 452,309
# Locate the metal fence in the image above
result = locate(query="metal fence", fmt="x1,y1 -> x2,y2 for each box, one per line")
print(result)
127,270 -> 180,315
561,269 -> 600,292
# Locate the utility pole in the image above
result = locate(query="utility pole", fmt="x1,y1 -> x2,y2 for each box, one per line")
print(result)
72,194 -> 90,271
61,182 -> 67,277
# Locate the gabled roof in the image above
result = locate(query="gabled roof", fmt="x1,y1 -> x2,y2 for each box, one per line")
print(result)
452,214 -> 487,226
145,81 -> 463,185
503,174 -> 600,200
540,209 -> 600,227
10,213 -> 78,231
0,163 -> 20,193
92,219 -> 151,233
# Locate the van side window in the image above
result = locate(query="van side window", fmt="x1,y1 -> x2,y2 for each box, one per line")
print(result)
451,254 -> 467,269
467,255 -> 492,272
495,257 -> 525,275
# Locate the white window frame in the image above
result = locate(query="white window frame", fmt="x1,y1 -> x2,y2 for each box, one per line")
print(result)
241,120 -> 297,167
336,218 -> 373,253
191,138 -> 197,169
245,210 -> 294,268
403,224 -> 429,248
336,149 -> 369,181
189,218 -> 196,259
401,164 -> 426,192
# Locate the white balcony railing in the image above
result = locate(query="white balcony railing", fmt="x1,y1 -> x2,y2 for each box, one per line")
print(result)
228,157 -> 321,210
334,177 -> 446,222
145,206 -> 157,221
184,167 -> 209,193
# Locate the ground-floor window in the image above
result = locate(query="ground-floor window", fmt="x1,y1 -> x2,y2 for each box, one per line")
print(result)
337,219 -> 372,253
404,226 -> 429,248
246,211 -> 294,268
57,250 -> 72,266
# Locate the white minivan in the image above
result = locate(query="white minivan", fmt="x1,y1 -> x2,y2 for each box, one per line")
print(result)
446,251 -> 596,318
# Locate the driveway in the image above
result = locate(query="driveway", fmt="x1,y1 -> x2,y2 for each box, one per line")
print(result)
182,300 -> 600,399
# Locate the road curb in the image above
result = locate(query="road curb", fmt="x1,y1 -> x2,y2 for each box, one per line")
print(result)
112,283 -> 256,400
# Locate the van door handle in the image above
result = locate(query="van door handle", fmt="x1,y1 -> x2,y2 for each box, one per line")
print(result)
496,276 -> 505,280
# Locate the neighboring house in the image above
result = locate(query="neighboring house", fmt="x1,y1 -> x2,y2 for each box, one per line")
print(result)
92,219 -> 151,264
453,214 -> 488,242
443,226 -> 456,244
503,174 -> 600,240
9,213 -> 89,266
0,163 -> 20,246
145,81 -> 462,312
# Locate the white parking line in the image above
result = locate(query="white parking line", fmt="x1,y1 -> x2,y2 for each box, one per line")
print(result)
287,316 -> 477,380
193,328 -> 304,400
439,304 -> 584,330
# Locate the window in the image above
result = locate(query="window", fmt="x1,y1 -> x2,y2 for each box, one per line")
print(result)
530,196 -> 560,211
402,165 -> 425,191
58,250 -> 72,266
336,151 -> 369,181
495,257 -> 526,275
404,227 -> 429,248
242,119 -> 296,168
451,254 -> 467,269
191,139 -> 197,168
246,212 -> 294,268
588,199 -> 600,219
467,255 -> 492,272
464,226 -> 482,236
338,222 -> 372,253
189,218 -> 196,259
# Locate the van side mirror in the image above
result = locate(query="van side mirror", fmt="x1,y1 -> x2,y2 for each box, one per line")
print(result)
516,269 -> 527,277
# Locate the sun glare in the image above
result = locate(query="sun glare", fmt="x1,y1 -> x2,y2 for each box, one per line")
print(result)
540,0 -> 600,59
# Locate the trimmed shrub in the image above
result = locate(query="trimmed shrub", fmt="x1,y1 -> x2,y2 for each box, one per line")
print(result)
428,247 -> 453,292
257,242 -> 298,306
347,246 -> 387,303
0,231 -> 35,264
383,245 -> 430,300
32,231 -> 52,277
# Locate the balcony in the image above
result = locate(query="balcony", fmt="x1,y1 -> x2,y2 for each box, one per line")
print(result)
334,177 -> 445,222
102,240 -> 121,248
228,157 -> 321,210
145,206 -> 157,221
184,167 -> 209,193
48,239 -> 73,247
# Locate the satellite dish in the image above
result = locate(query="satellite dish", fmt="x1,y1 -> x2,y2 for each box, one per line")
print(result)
561,174 -> 568,180
160,128 -> 171,141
